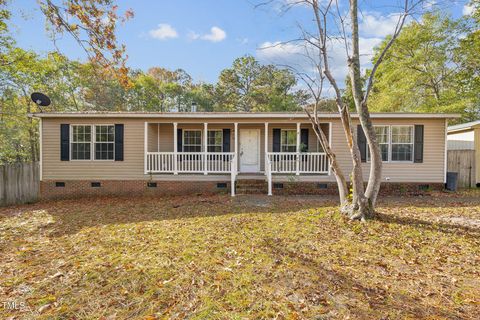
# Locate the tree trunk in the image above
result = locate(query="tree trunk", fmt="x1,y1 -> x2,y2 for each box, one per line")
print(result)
348,0 -> 382,213
338,105 -> 369,220
308,113 -> 349,206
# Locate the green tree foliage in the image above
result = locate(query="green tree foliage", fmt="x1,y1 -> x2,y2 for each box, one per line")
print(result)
454,1 -> 480,121
0,49 -> 75,163
0,0 -> 13,66
0,51 -> 307,164
216,55 -> 307,112
368,13 -> 479,122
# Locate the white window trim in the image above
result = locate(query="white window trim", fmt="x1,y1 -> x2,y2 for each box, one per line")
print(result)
182,129 -> 202,152
390,125 -> 414,163
280,129 -> 296,153
367,125 -> 390,162
70,124 -> 115,161
366,125 -> 415,163
70,124 -> 93,161
93,124 -> 115,161
207,129 -> 223,152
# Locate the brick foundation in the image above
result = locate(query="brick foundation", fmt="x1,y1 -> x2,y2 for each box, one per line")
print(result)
40,180 -> 231,200
272,181 -> 444,196
377,182 -> 444,195
40,179 -> 445,200
271,182 -> 339,195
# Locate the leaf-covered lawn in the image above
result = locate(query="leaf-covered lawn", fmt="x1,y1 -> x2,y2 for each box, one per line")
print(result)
0,191 -> 479,319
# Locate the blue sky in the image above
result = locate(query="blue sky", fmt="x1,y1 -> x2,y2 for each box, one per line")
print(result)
9,0 -> 470,84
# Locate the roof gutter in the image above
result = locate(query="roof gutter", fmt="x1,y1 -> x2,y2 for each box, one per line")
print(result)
28,112 -> 462,119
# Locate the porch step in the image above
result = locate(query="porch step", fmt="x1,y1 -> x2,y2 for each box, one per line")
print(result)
236,179 -> 267,194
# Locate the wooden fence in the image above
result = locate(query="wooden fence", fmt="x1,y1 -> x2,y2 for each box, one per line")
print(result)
447,150 -> 476,188
0,162 -> 40,207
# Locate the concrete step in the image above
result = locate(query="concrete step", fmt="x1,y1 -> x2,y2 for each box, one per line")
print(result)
236,179 -> 268,194
236,189 -> 267,194
237,181 -> 266,184
237,184 -> 267,188
236,180 -> 267,186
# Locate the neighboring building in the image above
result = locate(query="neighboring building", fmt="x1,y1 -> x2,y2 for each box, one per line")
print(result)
447,120 -> 480,187
31,112 -> 458,199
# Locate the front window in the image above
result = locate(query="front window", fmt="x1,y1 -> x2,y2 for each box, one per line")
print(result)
391,125 -> 413,161
367,126 -> 389,162
183,130 -> 202,152
95,125 -> 115,160
207,130 -> 223,152
281,130 -> 296,152
71,125 -> 91,160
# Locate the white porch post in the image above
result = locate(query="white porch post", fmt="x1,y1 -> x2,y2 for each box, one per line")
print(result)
231,122 -> 238,197
264,122 -> 268,175
204,122 -> 208,175
265,122 -> 272,196
173,122 -> 178,175
296,122 -> 301,175
234,122 -> 238,174
144,122 -> 148,174
157,124 -> 160,152
328,122 -> 332,176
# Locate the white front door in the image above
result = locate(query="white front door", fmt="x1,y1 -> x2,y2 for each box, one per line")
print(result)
239,129 -> 260,172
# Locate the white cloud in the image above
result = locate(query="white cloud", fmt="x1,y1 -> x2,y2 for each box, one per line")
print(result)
257,41 -> 304,62
188,26 -> 227,42
201,26 -> 227,42
149,24 -> 178,40
359,12 -> 402,38
463,4 -> 474,15
257,36 -> 382,88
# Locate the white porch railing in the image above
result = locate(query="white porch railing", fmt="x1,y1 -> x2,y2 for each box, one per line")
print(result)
266,152 -> 329,196
267,152 -> 329,174
146,152 -> 235,173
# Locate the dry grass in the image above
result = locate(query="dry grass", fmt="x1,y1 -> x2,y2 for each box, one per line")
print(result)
0,191 -> 479,319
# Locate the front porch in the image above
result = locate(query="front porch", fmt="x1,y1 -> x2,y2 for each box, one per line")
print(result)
144,121 -> 331,195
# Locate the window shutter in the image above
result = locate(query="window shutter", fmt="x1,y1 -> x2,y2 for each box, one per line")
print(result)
414,125 -> 424,163
60,124 -> 69,161
223,129 -> 231,152
177,129 -> 183,152
273,129 -> 281,152
357,125 -> 367,162
114,124 -> 124,161
300,128 -> 309,152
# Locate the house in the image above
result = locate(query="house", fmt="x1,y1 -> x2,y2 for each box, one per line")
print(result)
447,120 -> 480,187
31,112 -> 459,199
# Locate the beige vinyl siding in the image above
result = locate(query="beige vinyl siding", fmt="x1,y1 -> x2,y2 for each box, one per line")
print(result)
41,116 -> 447,183
42,118 -> 145,180
159,123 -> 174,152
147,124 -> 158,152
354,119 -> 445,183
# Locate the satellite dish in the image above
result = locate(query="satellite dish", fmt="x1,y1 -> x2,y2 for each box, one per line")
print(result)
31,92 -> 51,112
